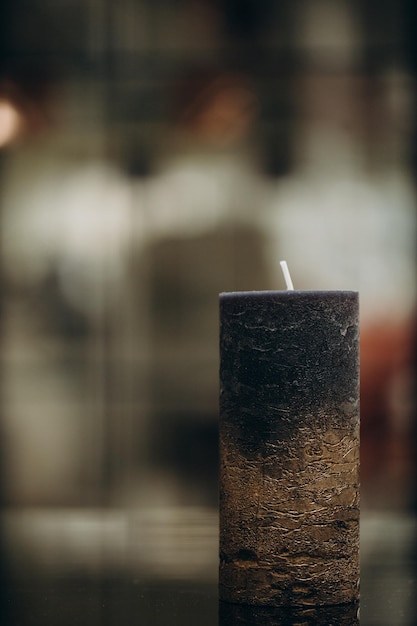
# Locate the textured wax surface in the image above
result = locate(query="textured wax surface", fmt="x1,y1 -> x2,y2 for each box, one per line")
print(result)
219,291 -> 360,607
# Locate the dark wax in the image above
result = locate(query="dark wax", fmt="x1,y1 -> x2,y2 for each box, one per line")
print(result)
219,291 -> 360,607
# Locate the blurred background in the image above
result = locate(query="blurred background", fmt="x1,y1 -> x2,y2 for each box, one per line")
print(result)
0,1 -> 417,624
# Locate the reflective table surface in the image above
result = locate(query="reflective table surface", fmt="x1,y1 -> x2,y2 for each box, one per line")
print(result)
1,507 -> 416,625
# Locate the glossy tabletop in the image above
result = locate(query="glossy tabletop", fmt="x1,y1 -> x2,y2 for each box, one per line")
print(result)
0,507 -> 416,625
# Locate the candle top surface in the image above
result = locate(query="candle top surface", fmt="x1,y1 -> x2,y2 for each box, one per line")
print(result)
220,290 -> 358,299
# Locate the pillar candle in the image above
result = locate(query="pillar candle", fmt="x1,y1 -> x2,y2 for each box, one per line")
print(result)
219,290 -> 359,607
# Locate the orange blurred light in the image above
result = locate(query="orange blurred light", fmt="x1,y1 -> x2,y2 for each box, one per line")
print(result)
0,98 -> 23,147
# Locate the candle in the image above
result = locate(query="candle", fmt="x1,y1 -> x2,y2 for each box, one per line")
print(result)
219,289 -> 359,606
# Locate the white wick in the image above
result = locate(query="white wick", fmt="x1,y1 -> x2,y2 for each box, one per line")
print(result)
280,260 -> 294,291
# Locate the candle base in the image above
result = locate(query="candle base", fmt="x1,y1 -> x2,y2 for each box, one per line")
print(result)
220,563 -> 359,607
219,599 -> 360,624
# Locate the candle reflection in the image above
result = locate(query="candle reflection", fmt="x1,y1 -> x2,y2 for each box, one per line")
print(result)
219,600 -> 360,626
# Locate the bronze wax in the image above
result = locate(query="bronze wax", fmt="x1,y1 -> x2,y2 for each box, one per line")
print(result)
219,291 -> 360,607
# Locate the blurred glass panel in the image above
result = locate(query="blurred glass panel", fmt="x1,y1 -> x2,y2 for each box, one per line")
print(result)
0,0 -> 415,516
